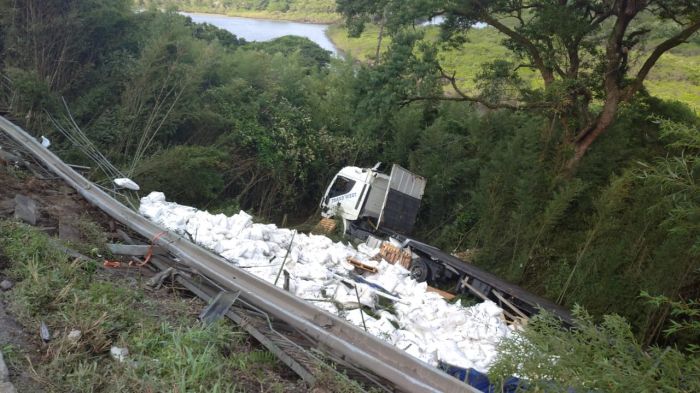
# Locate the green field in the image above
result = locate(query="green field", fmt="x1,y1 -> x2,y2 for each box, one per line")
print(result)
327,24 -> 700,110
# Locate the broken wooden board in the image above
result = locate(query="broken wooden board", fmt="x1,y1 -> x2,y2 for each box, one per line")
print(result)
426,286 -> 456,301
378,243 -> 412,269
314,217 -> 336,234
346,257 -> 379,273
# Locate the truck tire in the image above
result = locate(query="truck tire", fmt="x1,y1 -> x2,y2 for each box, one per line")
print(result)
410,259 -> 431,283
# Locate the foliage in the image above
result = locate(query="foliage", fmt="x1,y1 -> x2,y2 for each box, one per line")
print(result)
489,306 -> 700,392
1,0 -> 700,349
336,0 -> 700,163
134,145 -> 228,205
643,292 -> 700,351
250,35 -> 332,68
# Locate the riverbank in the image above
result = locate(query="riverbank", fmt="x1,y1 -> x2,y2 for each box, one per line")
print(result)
177,7 -> 339,24
182,11 -> 339,55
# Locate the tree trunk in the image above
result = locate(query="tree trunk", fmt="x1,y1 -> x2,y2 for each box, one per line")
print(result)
568,93 -> 620,168
374,10 -> 386,63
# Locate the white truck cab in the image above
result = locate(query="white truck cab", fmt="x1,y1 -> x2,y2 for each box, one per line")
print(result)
320,163 -> 426,236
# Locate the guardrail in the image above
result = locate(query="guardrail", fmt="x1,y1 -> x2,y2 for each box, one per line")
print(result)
0,115 -> 477,393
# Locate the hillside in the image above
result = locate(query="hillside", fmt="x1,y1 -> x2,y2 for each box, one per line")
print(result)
3,1 -> 700,390
136,0 -> 339,23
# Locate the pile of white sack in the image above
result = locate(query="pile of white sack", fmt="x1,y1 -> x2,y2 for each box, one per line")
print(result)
139,192 -> 514,372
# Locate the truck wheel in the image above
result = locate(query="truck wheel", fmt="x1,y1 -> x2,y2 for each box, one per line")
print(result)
410,259 -> 431,283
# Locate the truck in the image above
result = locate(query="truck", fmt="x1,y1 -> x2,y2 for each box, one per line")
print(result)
320,163 -> 572,323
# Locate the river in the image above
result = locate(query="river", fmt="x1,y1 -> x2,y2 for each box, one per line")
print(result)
181,12 -> 338,55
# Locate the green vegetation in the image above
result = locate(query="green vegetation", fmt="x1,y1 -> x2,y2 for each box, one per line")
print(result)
0,220 -> 295,392
2,0 -> 700,388
138,0 -> 339,23
490,305 -> 700,392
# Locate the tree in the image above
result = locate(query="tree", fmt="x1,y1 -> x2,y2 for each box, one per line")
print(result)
337,0 -> 700,167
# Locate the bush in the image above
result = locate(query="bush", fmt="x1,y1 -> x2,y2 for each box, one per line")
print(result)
489,306 -> 700,392
134,145 -> 228,206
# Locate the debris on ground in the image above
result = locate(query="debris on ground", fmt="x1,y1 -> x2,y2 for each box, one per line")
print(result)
39,321 -> 50,343
140,191 -> 515,373
113,178 -> 140,191
66,330 -> 82,344
110,346 -> 129,362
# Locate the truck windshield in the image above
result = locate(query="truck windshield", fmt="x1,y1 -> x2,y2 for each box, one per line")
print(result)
328,176 -> 355,199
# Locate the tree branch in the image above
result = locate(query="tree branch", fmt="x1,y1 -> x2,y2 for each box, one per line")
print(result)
466,1 -> 555,86
399,65 -> 548,110
624,18 -> 700,101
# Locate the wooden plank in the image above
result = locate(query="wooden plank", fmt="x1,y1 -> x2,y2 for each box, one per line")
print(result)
346,257 -> 379,273
426,286 -> 456,301
378,243 -> 411,269
492,289 -> 529,321
314,218 -> 336,234
461,278 -> 516,321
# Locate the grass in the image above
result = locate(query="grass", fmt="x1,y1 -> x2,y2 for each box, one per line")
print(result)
0,220 -> 298,392
327,24 -> 700,110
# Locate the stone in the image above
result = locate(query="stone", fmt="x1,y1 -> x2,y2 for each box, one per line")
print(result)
0,280 -> 12,291
67,330 -> 82,343
0,382 -> 17,393
13,195 -> 37,225
0,351 -> 8,382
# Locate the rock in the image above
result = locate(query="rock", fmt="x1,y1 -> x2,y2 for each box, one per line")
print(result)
13,195 -> 37,226
0,280 -> 12,291
67,330 -> 82,343
0,351 -> 8,382
110,346 -> 129,362
40,321 -> 50,343
0,382 -> 17,393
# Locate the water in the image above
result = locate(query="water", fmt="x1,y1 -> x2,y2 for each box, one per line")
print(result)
182,12 -> 338,55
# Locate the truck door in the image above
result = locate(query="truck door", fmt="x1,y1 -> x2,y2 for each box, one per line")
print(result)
323,175 -> 365,220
